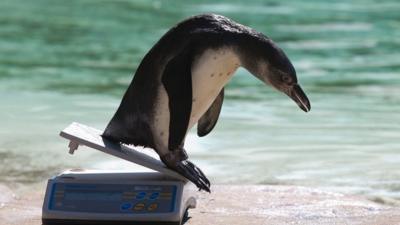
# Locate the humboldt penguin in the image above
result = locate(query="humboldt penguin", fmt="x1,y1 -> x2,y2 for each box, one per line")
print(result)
103,14 -> 311,192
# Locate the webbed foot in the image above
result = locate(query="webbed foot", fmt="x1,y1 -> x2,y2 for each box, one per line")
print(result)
161,150 -> 211,193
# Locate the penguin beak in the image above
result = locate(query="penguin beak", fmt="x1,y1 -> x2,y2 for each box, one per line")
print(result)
287,84 -> 311,112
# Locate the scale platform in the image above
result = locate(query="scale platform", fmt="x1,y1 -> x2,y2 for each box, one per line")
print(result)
42,122 -> 197,225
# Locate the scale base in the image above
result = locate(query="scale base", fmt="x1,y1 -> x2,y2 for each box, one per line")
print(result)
42,123 -> 198,225
42,219 -> 185,225
42,170 -> 196,225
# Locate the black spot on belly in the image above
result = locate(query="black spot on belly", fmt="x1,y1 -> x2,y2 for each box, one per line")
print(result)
219,73 -> 223,76
210,73 -> 214,77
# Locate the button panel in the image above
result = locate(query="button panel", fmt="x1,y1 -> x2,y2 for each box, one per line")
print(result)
49,183 -> 177,214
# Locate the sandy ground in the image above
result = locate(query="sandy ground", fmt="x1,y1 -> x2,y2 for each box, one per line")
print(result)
1,183 -> 400,225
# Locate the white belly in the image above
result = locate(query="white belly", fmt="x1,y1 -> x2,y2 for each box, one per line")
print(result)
152,47 -> 240,153
189,47 -> 240,128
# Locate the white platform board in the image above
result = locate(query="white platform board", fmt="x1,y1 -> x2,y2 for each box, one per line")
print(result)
59,122 -> 186,181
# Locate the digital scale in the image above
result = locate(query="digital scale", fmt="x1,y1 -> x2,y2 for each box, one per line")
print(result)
42,122 -> 197,225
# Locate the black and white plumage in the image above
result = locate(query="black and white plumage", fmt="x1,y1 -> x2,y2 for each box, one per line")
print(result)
103,14 -> 311,192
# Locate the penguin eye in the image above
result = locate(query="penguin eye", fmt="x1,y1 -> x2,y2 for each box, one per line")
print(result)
282,75 -> 292,83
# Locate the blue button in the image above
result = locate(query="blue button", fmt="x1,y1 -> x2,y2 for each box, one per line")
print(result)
136,192 -> 146,199
120,203 -> 132,211
149,192 -> 159,200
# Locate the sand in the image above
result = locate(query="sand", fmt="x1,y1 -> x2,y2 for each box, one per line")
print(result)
1,183 -> 400,225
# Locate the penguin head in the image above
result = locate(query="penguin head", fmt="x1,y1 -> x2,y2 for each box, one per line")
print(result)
240,37 -> 311,112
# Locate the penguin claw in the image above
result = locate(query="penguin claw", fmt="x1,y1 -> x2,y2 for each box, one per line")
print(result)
160,151 -> 211,192
175,160 -> 211,193
186,160 -> 210,186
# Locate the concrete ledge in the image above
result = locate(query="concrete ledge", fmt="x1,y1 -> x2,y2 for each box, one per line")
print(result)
189,185 -> 400,225
1,184 -> 399,225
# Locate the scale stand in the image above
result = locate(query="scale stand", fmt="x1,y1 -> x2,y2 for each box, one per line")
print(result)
42,122 -> 197,225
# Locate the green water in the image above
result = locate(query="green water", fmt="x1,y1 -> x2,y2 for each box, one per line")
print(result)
1,0 -> 400,201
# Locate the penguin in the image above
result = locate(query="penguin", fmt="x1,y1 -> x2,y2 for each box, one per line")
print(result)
103,14 -> 311,192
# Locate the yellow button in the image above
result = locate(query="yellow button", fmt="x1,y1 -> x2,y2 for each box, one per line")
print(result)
133,203 -> 145,211
148,203 -> 158,211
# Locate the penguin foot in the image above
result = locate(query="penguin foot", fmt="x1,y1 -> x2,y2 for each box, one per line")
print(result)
175,160 -> 211,193
161,152 -> 211,192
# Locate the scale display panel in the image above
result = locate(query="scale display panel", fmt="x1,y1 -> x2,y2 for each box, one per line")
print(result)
49,183 -> 177,214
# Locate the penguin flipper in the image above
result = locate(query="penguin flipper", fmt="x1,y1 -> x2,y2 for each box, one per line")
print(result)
197,88 -> 224,137
161,49 -> 193,150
